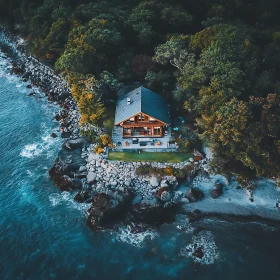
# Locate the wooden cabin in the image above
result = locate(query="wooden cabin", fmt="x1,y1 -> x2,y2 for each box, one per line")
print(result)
114,87 -> 170,138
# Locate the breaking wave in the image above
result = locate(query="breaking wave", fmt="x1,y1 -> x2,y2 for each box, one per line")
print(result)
180,230 -> 220,265
115,226 -> 158,248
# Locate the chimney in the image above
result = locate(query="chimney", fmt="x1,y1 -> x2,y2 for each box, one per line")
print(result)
127,97 -> 131,105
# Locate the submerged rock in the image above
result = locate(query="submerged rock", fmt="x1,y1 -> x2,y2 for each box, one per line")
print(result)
192,246 -> 204,259
129,222 -> 150,234
132,195 -> 143,205
74,190 -> 91,203
210,183 -> 223,199
186,188 -> 204,203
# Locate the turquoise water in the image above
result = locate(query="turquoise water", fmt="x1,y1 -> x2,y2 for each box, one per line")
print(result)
1,49 -> 280,280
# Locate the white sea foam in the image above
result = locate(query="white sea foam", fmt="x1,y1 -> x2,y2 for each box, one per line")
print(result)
175,214 -> 194,233
20,143 -> 43,158
115,227 -> 158,248
180,231 -> 219,265
20,132 -> 58,159
49,192 -> 89,213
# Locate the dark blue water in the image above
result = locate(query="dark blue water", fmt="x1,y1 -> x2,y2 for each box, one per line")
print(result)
1,49 -> 280,280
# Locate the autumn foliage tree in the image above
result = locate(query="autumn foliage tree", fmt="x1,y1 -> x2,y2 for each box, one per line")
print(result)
68,73 -> 106,127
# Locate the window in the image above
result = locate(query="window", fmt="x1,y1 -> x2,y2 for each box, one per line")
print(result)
138,114 -> 145,121
154,127 -> 161,135
123,128 -> 131,135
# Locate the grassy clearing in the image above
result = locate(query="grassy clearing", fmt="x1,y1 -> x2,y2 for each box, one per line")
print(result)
108,151 -> 192,163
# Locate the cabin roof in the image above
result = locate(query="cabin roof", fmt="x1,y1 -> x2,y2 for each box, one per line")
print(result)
114,86 -> 170,125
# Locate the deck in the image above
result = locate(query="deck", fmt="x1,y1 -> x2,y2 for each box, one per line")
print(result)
112,126 -> 178,151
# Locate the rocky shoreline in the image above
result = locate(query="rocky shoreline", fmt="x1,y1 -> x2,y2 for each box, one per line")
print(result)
1,27 -> 279,235
49,136 -> 209,231
0,26 -> 209,231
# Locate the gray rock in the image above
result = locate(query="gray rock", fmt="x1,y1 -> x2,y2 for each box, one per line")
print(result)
124,179 -> 131,187
111,181 -> 118,187
210,183 -> 223,199
160,191 -> 172,202
160,180 -> 169,188
87,172 -> 97,183
63,138 -> 86,150
186,188 -> 204,203
79,166 -> 87,173
177,198 -> 189,204
150,175 -> 159,187
87,153 -> 99,163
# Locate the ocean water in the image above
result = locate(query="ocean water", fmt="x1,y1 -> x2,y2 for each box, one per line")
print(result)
1,50 -> 280,280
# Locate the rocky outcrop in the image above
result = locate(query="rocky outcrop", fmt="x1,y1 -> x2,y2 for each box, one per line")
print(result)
131,200 -> 177,226
49,137 -> 88,191
87,193 -> 129,231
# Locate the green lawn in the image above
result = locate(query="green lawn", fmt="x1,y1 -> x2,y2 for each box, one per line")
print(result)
108,151 -> 192,163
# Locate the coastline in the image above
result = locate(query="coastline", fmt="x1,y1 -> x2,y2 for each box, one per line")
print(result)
1,26 -> 280,232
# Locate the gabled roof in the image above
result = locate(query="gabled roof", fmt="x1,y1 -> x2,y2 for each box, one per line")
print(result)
114,86 -> 170,125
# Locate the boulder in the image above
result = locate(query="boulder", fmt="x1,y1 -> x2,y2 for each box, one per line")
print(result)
192,247 -> 204,259
160,180 -> 169,188
22,71 -> 32,80
160,191 -> 172,202
47,173 -> 76,192
186,188 -> 204,203
177,198 -> 189,204
210,183 -> 223,199
110,181 -> 118,187
150,175 -> 159,187
61,131 -> 71,138
174,191 -> 183,200
71,178 -> 83,190
74,190 -> 91,203
49,142 -> 87,190
54,114 -> 61,121
132,195 -> 143,205
87,172 -> 96,183
129,222 -> 149,234
63,138 -> 86,150
124,179 -> 131,187
79,166 -> 87,173
50,132 -> 58,138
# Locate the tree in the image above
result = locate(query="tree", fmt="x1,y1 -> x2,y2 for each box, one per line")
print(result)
154,35 -> 190,69
56,18 -> 123,74
68,73 -> 106,127
213,98 -> 249,145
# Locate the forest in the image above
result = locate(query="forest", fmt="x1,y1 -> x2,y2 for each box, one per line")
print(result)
1,0 -> 280,183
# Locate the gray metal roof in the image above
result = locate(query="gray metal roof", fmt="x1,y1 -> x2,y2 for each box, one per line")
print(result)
114,86 -> 170,125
